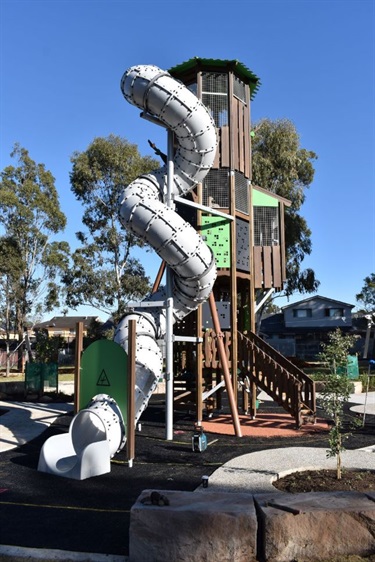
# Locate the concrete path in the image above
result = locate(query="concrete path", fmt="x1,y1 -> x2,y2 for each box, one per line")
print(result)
0,401 -> 73,453
195,446 -> 375,495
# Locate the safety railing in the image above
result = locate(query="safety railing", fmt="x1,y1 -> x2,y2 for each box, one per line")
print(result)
237,330 -> 316,427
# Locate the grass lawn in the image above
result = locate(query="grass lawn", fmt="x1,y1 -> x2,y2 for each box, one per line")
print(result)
0,368 -> 75,382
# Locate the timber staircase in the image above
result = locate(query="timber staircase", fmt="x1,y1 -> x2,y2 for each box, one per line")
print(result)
238,330 -> 316,428
173,328 -> 316,428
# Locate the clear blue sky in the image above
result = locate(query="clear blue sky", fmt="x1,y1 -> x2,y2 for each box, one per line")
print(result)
1,0 -> 374,321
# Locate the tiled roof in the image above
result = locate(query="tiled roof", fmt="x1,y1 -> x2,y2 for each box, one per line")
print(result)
282,295 -> 355,310
34,316 -> 102,330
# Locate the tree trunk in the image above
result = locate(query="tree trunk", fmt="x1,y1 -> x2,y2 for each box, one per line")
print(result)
337,426 -> 342,480
17,331 -> 24,372
5,341 -> 10,377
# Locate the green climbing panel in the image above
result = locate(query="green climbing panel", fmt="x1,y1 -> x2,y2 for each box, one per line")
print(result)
201,215 -> 231,267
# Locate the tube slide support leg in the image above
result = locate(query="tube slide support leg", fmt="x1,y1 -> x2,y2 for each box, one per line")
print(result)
165,295 -> 174,440
165,130 -> 175,441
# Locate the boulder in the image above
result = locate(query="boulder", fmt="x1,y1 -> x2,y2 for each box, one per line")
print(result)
255,491 -> 375,561
129,489 -> 257,562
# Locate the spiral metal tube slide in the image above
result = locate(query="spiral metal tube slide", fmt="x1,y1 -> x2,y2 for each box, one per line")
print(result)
38,394 -> 125,479
114,65 -> 218,425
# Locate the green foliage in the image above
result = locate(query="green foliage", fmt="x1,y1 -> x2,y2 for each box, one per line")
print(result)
0,236 -> 24,330
34,329 -> 64,363
64,135 -> 158,320
356,273 -> 375,312
318,329 -> 357,478
0,145 -> 70,335
85,317 -> 106,341
101,326 -> 115,340
252,119 -> 319,297
360,372 -> 375,391
319,328 -> 356,375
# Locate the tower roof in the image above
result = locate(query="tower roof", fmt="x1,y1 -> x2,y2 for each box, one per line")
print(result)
169,57 -> 261,100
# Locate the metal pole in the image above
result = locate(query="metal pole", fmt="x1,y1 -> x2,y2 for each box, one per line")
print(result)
363,317 -> 373,359
362,361 -> 375,427
127,319 -> 136,466
165,130 -> 174,440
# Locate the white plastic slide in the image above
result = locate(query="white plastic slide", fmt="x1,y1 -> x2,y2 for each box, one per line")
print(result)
38,394 -> 125,480
114,64 -> 217,424
38,65 -> 217,480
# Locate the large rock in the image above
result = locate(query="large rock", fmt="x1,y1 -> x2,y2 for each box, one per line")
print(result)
129,489 -> 257,562
255,491 -> 375,561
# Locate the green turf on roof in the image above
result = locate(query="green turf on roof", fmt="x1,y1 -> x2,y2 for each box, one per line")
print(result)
169,57 -> 261,99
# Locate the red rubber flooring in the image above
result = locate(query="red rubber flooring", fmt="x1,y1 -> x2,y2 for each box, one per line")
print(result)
202,412 -> 330,437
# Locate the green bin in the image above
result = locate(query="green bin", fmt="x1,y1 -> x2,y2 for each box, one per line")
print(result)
25,362 -> 58,394
337,355 -> 359,379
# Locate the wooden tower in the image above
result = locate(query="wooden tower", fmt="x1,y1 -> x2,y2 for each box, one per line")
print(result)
168,58 -> 294,421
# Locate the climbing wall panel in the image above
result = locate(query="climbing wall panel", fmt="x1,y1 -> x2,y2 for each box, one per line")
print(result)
201,216 -> 231,267
236,218 -> 250,272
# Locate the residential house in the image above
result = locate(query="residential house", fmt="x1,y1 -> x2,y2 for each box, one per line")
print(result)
34,316 -> 103,342
259,295 -> 356,361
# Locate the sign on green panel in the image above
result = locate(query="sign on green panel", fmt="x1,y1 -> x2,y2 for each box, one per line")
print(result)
201,216 -> 231,267
79,340 -> 128,422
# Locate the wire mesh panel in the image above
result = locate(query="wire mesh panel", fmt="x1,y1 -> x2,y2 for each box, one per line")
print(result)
202,168 -> 229,208
202,72 -> 228,128
235,171 -> 249,214
233,75 -> 246,103
253,206 -> 279,246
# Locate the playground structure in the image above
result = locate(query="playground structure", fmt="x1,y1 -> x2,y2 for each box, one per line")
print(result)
38,59 -> 317,480
167,58 -> 316,427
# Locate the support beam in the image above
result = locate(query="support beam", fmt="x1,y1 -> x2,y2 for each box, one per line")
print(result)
209,293 -> 242,437
74,321 -> 83,415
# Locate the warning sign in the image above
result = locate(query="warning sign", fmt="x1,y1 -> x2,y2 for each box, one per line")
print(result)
97,369 -> 110,386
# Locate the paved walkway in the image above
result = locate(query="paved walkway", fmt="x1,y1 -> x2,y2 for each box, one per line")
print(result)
195,445 -> 375,495
0,401 -> 73,453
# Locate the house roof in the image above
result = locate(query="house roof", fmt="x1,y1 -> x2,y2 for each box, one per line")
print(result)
260,312 -> 354,336
282,295 -> 355,310
169,58 -> 261,100
34,316 -> 103,330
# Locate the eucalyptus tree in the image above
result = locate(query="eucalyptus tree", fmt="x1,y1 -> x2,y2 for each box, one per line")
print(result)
65,135 -> 159,321
252,118 -> 320,298
0,236 -> 24,374
356,273 -> 375,359
356,273 -> 375,312
0,144 -> 70,365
